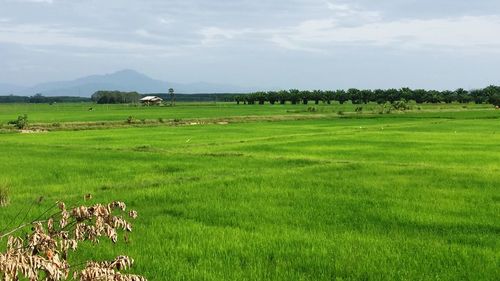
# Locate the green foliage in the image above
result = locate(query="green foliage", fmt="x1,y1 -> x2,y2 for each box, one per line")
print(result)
169,88 -> 176,106
391,100 -> 411,111
0,183 -> 8,207
237,85 -> 500,106
489,94 -> 500,106
376,102 -> 392,114
234,95 -> 242,105
266,91 -> 278,105
145,93 -> 243,102
0,109 -> 498,280
91,91 -> 141,104
8,114 -> 28,129
126,116 -> 134,124
3,85 -> 500,106
0,95 -> 29,103
376,100 -> 411,114
0,94 -> 90,104
0,103 -> 494,126
288,89 -> 300,105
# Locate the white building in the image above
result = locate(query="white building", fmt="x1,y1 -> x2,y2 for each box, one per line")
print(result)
140,96 -> 163,105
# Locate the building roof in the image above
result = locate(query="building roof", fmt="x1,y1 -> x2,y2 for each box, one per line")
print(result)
140,96 -> 163,101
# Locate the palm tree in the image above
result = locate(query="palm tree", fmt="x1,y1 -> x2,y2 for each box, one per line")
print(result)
312,90 -> 323,104
347,88 -> 361,104
168,88 -> 175,106
324,90 -> 334,104
289,89 -> 300,105
277,90 -> 288,105
335,90 -> 348,104
267,91 -> 278,105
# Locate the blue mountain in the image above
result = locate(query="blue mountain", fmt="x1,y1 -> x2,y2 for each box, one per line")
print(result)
7,70 -> 251,96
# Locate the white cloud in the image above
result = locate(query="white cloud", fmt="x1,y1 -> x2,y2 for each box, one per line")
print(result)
0,23 -> 182,54
198,26 -> 254,46
11,0 -> 54,3
158,17 -> 174,25
325,2 -> 351,12
196,14 -> 500,54
269,36 -> 325,54
324,1 -> 381,23
271,15 -> 500,53
1,0 -> 500,88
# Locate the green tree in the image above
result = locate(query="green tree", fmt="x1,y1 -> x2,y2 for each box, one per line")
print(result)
360,89 -> 373,104
454,88 -> 470,103
324,90 -> 334,104
255,92 -> 267,105
267,91 -> 278,105
235,95 -> 242,105
277,90 -> 288,105
289,89 -> 300,105
385,88 -> 401,104
347,88 -> 361,104
312,90 -> 323,104
334,90 -> 348,104
301,90 -> 311,105
8,114 -> 29,129
488,94 -> 500,106
169,88 -> 175,106
413,89 -> 427,104
91,91 -> 140,104
399,87 -> 413,102
374,89 -> 386,104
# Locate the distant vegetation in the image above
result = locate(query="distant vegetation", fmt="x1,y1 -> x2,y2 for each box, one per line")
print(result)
2,85 -> 500,106
7,114 -> 28,129
0,93 -> 90,103
0,92 -> 240,104
91,91 -> 141,104
149,93 -> 240,102
236,85 -> 500,106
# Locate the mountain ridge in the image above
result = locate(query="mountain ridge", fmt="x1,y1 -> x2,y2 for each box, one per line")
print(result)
0,83 -> 25,94
0,70 -> 252,96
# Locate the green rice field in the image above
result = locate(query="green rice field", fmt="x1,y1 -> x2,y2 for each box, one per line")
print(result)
0,103 -> 499,280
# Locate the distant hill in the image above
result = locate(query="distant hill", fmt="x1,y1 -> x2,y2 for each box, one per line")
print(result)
0,83 -> 25,95
3,70 -> 252,97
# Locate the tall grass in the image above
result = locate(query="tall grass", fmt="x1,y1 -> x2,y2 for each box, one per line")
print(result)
0,182 -> 9,207
0,108 -> 498,280
0,102 -> 493,124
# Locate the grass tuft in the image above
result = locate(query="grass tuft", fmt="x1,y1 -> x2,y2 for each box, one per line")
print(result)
0,182 -> 9,207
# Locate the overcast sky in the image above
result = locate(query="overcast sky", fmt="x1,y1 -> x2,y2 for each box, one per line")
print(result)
1,0 -> 500,90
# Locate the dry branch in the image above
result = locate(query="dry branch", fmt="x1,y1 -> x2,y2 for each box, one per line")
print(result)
0,200 -> 147,281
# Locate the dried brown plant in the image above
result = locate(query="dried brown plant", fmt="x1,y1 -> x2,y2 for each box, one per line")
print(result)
0,200 -> 146,281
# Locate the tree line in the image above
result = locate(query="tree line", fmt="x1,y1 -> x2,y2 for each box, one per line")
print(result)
0,94 -> 90,103
91,91 -> 141,104
235,86 -> 500,106
150,93 -> 240,102
91,91 -> 241,104
2,86 -> 500,106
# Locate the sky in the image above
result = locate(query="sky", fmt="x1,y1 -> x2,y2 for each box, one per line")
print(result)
1,0 -> 500,90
